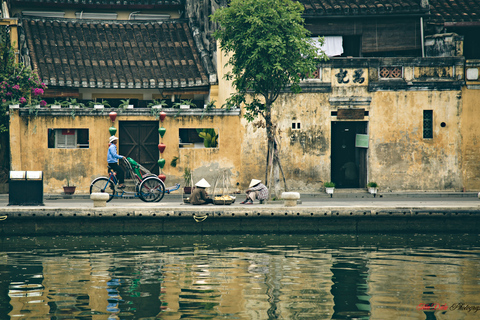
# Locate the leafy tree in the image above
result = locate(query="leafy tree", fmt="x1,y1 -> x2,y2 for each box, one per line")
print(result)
212,0 -> 328,197
1,29 -> 47,132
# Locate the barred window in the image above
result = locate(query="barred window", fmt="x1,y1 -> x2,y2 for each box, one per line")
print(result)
379,66 -> 403,79
48,129 -> 89,148
423,110 -> 433,139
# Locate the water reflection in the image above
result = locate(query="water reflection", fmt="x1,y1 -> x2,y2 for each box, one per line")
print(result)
0,234 -> 479,319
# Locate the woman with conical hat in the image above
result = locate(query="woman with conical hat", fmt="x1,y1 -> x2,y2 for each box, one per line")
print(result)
189,178 -> 213,205
240,179 -> 268,204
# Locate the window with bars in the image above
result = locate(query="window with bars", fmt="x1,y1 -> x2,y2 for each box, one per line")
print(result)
48,129 -> 89,148
423,110 -> 433,139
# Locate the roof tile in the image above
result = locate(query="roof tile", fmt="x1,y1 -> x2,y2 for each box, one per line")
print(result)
22,18 -> 210,89
428,0 -> 480,23
299,0 -> 429,16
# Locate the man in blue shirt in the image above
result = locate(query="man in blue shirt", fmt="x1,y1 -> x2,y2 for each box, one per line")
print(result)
108,136 -> 126,188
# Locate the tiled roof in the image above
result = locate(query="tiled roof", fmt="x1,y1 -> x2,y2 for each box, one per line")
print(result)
22,19 -> 211,89
428,0 -> 480,23
298,0 -> 429,16
10,0 -> 181,9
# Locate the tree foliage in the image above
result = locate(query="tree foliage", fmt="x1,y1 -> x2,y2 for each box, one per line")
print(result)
212,0 -> 328,196
0,27 -> 47,132
212,0 -> 327,121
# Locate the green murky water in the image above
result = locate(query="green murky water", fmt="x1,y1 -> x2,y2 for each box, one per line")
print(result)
1,233 -> 479,319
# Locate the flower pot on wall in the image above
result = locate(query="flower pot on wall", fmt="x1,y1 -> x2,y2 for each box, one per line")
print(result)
183,187 -> 194,194
368,187 -> 378,197
325,187 -> 334,197
63,186 -> 76,195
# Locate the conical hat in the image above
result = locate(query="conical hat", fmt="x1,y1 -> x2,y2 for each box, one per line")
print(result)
195,178 -> 211,188
249,179 -> 261,188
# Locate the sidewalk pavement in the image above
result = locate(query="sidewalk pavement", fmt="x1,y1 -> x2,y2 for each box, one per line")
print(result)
1,190 -> 479,210
1,191 -> 479,236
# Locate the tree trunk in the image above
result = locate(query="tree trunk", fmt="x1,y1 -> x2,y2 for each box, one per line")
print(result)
264,108 -> 286,199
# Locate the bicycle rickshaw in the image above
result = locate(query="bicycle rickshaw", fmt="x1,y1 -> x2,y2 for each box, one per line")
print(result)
90,157 -> 177,202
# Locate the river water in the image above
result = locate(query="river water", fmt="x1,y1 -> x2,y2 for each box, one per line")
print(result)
1,233 -> 479,320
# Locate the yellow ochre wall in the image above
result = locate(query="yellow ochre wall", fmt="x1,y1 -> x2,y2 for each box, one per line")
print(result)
237,64 -> 468,192
9,110 -> 242,194
461,86 -> 480,190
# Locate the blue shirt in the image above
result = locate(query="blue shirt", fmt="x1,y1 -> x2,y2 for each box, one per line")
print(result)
107,144 -> 123,164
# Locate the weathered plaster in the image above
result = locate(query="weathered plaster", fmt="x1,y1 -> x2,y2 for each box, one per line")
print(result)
10,109 -> 242,194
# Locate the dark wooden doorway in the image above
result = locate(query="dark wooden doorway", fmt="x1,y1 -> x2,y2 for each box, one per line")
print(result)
119,121 -> 159,175
331,121 -> 367,188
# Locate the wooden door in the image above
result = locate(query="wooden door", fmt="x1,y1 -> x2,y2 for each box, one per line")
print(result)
331,121 -> 367,188
119,121 -> 159,175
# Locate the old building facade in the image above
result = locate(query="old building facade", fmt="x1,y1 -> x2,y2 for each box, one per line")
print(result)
2,0 -> 480,193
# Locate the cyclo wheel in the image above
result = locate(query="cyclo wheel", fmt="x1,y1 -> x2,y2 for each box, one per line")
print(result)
138,176 -> 165,202
90,177 -> 115,202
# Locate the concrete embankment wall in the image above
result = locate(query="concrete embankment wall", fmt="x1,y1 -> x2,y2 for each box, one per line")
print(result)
1,207 -> 479,236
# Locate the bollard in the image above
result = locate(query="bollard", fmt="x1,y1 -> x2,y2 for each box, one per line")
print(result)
90,192 -> 110,207
281,192 -> 300,207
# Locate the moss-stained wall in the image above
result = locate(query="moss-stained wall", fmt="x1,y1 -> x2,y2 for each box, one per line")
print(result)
237,61 -> 467,192
9,109 -> 242,194
461,85 -> 480,190
368,90 -> 462,191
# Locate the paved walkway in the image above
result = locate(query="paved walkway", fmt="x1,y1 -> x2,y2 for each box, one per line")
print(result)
1,191 -> 479,211
1,191 -> 479,236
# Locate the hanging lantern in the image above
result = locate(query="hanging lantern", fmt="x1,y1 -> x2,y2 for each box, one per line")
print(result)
159,111 -> 167,122
158,173 -> 166,182
109,126 -> 117,136
109,111 -> 117,122
158,143 -> 166,153
158,158 -> 166,169
158,127 -> 166,138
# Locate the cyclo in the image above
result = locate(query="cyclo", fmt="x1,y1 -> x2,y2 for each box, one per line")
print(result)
90,157 -> 166,202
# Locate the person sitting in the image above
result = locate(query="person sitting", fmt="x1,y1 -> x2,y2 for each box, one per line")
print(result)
189,178 -> 213,205
107,136 -> 126,189
241,179 -> 268,204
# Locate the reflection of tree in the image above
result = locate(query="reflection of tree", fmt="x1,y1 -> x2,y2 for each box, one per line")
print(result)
110,256 -> 164,319
330,252 -> 371,319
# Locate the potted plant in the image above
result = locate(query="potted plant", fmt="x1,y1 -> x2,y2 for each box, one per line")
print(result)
148,99 -> 168,119
63,176 -> 76,195
91,99 -> 110,109
324,181 -> 335,197
67,98 -> 84,109
147,99 -> 168,109
50,99 -> 68,109
119,99 -> 133,110
367,182 -> 378,197
173,99 -> 196,110
183,167 -> 193,194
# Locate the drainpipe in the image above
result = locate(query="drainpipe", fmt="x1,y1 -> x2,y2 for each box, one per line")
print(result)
421,17 -> 425,57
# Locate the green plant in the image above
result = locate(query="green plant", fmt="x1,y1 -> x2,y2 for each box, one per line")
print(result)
118,99 -> 130,109
324,181 -> 335,188
173,99 -> 196,109
367,182 -> 378,188
197,128 -> 218,148
170,156 -> 179,167
67,98 -> 84,108
201,100 -> 216,120
147,99 -> 168,108
65,175 -> 73,187
183,167 -> 192,186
